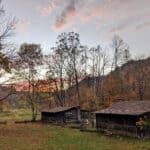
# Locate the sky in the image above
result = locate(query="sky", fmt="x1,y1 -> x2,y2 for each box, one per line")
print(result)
3,0 -> 150,57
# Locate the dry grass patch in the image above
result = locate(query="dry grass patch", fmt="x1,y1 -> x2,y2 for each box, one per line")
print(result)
0,115 -> 149,150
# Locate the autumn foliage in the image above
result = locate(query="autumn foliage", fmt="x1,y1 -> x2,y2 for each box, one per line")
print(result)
63,57 -> 150,110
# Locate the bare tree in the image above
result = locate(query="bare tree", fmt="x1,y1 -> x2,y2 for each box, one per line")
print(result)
111,35 -> 130,70
46,54 -> 66,107
82,46 -> 89,77
0,0 -> 16,102
89,45 -> 109,104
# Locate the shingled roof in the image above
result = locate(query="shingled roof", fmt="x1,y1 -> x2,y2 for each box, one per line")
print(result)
41,106 -> 79,113
95,100 -> 150,116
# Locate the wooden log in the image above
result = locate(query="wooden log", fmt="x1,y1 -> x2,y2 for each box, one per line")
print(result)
14,120 -> 32,124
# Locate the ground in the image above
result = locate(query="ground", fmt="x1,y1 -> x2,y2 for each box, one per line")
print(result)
0,110 -> 149,150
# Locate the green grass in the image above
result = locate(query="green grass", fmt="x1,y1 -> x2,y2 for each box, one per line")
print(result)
0,109 -> 41,121
0,110 -> 149,150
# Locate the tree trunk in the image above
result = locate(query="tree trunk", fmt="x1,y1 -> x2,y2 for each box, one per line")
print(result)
30,99 -> 36,122
74,68 -> 81,121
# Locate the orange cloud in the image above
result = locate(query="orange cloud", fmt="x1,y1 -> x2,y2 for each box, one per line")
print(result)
37,1 -> 58,15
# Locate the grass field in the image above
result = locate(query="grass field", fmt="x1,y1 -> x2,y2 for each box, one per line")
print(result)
0,110 -> 150,150
0,109 -> 41,121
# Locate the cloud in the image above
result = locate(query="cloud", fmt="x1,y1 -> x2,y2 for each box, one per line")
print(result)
109,10 -> 150,33
108,17 -> 136,33
52,0 -> 129,31
37,1 -> 58,15
51,0 -> 150,32
136,21 -> 150,30
15,20 -> 31,34
52,0 -> 79,31
87,0 -> 150,33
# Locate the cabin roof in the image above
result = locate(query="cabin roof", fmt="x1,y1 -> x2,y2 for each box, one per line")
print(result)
41,106 -> 79,113
94,100 -> 150,116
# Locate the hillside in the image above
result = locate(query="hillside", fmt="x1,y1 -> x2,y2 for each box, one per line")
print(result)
63,57 -> 150,110
104,57 -> 150,101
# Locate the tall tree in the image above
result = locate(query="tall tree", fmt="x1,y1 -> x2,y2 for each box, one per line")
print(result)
65,32 -> 85,120
68,32 -> 82,102
15,43 -> 43,121
89,45 -> 109,104
47,32 -> 84,121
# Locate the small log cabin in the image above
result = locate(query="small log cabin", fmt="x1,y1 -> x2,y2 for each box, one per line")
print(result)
95,100 -> 150,138
41,106 -> 89,124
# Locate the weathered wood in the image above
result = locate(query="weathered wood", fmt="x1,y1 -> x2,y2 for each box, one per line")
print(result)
41,107 -> 90,124
96,121 -> 150,138
0,121 -> 7,124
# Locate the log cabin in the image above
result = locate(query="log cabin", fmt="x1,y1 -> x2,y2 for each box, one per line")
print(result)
95,100 -> 150,138
41,106 -> 89,124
